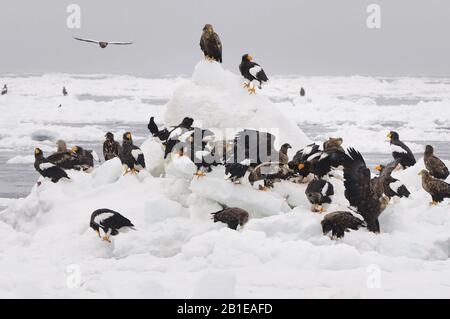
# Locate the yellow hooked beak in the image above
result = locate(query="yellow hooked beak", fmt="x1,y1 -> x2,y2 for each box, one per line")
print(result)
247,55 -> 253,61
387,133 -> 392,139
126,133 -> 132,140
298,163 -> 305,170
71,146 -> 77,153
375,165 -> 382,172
34,149 -> 40,155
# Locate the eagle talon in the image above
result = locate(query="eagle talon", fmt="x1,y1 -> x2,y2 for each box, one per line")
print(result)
194,171 -> 206,177
123,168 -> 131,176
248,86 -> 256,95
102,235 -> 111,243
430,201 -> 439,206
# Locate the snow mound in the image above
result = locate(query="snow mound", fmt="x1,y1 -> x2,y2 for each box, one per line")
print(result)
165,60 -> 310,150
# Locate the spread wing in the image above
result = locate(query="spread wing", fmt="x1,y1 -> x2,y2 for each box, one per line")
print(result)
73,37 -> 100,44
109,41 -> 133,45
343,148 -> 373,208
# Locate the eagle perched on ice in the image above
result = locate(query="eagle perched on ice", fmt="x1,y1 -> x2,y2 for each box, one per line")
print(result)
90,209 -> 135,242
200,24 -> 222,63
239,54 -> 269,94
119,132 -> 146,175
34,148 -> 70,183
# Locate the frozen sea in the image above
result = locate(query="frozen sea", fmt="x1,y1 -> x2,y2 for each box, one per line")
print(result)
0,74 -> 449,204
0,67 -> 450,299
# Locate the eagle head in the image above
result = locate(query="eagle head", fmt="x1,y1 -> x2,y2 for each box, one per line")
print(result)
123,132 -> 132,141
203,24 -> 214,32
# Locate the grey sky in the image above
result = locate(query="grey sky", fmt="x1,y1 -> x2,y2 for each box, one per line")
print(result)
0,0 -> 448,76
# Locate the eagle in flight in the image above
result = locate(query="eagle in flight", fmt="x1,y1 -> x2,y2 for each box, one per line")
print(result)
73,37 -> 133,49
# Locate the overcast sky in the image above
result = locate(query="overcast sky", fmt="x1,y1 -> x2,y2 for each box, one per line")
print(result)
0,0 -> 449,76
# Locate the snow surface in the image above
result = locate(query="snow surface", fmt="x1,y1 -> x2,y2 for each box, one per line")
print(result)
165,61 -> 310,151
0,65 -> 450,298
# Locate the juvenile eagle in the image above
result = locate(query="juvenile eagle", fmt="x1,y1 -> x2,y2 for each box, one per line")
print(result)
424,145 -> 449,180
200,24 -> 222,63
211,207 -> 249,230
343,148 -> 389,233
74,37 -> 133,49
47,140 -> 79,170
321,211 -> 366,239
90,209 -> 135,243
239,54 -> 269,94
103,132 -> 121,161
387,131 -> 416,169
34,148 -> 69,183
418,170 -> 450,204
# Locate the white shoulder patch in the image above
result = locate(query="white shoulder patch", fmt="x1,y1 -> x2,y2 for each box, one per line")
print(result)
39,162 -> 55,170
391,144 -> 407,154
319,153 -> 329,161
94,212 -> 115,225
390,180 -> 404,192
131,149 -> 143,160
302,145 -> 313,156
249,65 -> 262,78
307,152 -> 322,162
321,182 -> 329,197
169,127 -> 183,139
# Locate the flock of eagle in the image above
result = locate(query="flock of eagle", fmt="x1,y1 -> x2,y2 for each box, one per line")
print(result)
22,24 -> 450,242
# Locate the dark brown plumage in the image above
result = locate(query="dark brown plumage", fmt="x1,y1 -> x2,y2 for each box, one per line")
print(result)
321,211 -> 366,239
343,148 -> 389,233
323,137 -> 344,153
46,140 -> 80,170
419,170 -> 450,204
200,24 -> 222,63
103,132 -> 121,161
278,143 -> 292,165
424,145 -> 449,180
211,207 -> 249,230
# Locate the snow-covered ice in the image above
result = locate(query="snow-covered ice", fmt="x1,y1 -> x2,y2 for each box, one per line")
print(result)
0,63 -> 450,298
